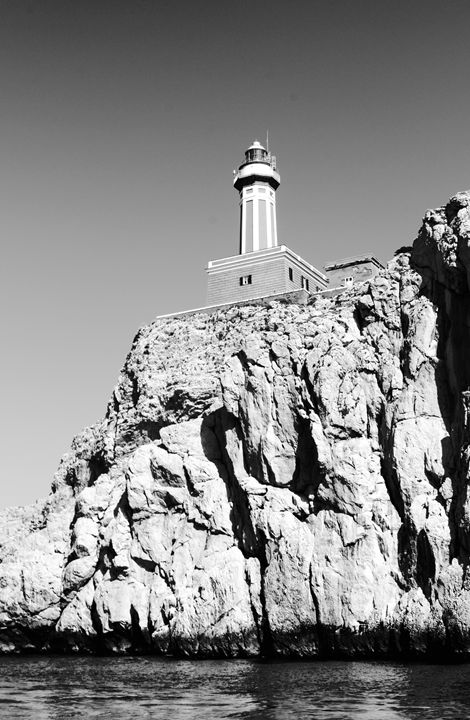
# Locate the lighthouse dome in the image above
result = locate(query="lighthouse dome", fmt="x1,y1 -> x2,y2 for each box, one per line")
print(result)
247,140 -> 265,150
244,140 -> 268,165
234,139 -> 280,191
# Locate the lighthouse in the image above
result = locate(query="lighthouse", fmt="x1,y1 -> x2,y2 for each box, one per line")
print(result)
206,140 -> 328,306
233,140 -> 280,254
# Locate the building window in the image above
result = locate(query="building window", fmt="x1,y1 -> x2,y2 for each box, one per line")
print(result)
240,275 -> 252,286
301,276 -> 309,291
344,276 -> 353,287
288,267 -> 293,282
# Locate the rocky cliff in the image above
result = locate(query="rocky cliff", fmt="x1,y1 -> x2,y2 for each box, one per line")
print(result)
2,191 -> 470,658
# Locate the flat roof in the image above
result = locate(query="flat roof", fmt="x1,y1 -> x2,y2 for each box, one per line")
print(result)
208,245 -> 327,281
323,254 -> 384,271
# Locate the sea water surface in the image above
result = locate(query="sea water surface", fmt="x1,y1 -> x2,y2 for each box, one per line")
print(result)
1,656 -> 470,719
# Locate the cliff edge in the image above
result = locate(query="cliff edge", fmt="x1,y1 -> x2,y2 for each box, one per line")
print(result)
2,191 -> 470,658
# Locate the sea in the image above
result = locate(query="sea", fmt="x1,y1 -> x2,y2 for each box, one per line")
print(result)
1,656 -> 470,719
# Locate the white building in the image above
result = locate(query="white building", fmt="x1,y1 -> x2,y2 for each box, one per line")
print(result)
207,140 -> 328,305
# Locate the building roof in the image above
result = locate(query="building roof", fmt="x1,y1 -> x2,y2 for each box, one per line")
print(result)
248,140 -> 265,150
207,244 -> 327,282
323,254 -> 384,272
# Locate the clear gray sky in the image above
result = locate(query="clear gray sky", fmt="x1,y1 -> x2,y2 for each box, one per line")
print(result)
1,0 -> 469,508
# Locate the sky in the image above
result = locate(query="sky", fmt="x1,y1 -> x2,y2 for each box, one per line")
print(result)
2,0 -> 470,508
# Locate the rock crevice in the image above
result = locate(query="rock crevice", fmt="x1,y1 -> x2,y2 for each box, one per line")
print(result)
2,190 -> 470,658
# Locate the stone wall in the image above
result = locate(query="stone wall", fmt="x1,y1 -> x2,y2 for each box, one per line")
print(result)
157,288 -> 310,321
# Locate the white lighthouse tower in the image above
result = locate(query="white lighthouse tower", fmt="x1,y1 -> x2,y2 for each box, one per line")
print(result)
206,139 -> 328,305
233,140 -> 280,254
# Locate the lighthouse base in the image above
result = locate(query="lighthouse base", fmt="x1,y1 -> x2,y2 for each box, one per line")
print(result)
206,245 -> 327,307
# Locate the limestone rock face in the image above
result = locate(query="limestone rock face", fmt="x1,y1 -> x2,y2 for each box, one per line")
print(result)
2,191 -> 470,658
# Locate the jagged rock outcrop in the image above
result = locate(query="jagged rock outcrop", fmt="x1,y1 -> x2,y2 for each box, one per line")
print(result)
2,191 -> 470,658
